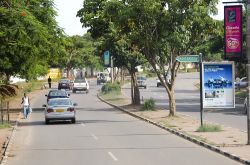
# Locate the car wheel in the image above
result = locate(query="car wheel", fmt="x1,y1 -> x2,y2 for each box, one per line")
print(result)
45,119 -> 49,124
144,86 -> 147,89
86,90 -> 89,94
72,118 -> 76,124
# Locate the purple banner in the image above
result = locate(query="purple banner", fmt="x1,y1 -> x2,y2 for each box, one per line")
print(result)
224,5 -> 242,59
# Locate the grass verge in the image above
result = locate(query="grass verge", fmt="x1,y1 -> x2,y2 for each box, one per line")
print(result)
0,122 -> 11,129
196,124 -> 222,132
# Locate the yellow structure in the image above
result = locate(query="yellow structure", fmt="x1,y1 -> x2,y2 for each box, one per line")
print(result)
47,68 -> 61,79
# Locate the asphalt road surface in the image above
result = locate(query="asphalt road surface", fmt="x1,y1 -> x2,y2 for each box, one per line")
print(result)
123,73 -> 247,132
6,80 -> 241,165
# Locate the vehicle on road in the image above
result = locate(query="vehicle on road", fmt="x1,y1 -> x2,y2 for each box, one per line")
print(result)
235,77 -> 248,89
43,98 -> 77,124
45,90 -> 70,102
72,78 -> 89,93
137,76 -> 147,89
156,72 -> 171,87
58,79 -> 72,90
97,72 -> 111,85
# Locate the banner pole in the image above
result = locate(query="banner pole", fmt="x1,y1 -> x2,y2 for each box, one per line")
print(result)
199,53 -> 203,126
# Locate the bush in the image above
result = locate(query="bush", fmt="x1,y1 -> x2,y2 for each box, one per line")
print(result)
101,82 -> 121,94
196,124 -> 222,132
143,98 -> 155,111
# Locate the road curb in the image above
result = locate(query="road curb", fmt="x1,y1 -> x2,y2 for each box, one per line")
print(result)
0,113 -> 21,165
98,94 -> 250,165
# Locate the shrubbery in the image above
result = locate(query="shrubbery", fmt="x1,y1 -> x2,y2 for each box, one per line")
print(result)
143,98 -> 155,111
101,82 -> 121,94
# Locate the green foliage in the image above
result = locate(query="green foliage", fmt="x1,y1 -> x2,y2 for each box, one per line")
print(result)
0,0 -> 64,81
143,98 -> 155,111
0,122 -> 11,129
101,82 -> 121,94
196,124 -> 222,132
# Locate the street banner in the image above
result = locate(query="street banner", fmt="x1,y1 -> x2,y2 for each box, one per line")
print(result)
202,62 -> 235,108
224,5 -> 242,60
103,51 -> 110,67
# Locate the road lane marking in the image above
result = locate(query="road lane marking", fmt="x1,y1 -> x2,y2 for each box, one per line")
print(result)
81,123 -> 86,127
108,152 -> 118,161
91,134 -> 98,140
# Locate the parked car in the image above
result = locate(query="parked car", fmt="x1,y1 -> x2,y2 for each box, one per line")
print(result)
156,72 -> 171,87
72,78 -> 89,93
45,90 -> 70,102
137,76 -> 147,89
43,98 -> 77,124
235,77 -> 248,89
58,79 -> 72,90
97,72 -> 111,85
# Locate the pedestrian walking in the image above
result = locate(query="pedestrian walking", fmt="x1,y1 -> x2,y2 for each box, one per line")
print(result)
48,76 -> 52,88
21,93 -> 30,119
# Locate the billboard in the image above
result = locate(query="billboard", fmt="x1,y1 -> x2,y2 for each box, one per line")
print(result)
202,62 -> 235,108
224,5 -> 242,60
103,51 -> 110,67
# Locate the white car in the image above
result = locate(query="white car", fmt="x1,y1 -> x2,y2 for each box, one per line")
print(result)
43,98 -> 77,124
235,77 -> 248,89
97,72 -> 111,85
72,78 -> 89,93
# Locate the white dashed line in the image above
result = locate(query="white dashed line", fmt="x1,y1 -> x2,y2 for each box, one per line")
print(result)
81,123 -> 86,127
91,134 -> 98,140
108,152 -> 118,161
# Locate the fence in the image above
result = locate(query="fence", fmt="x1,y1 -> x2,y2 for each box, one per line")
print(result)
0,100 -> 10,124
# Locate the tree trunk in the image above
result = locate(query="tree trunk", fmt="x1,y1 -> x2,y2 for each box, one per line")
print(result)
131,72 -> 140,105
168,90 -> 176,116
131,76 -> 134,103
91,67 -> 94,77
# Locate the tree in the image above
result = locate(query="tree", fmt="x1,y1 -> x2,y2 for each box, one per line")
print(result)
104,0 -> 219,115
77,0 -> 146,105
0,0 -> 64,82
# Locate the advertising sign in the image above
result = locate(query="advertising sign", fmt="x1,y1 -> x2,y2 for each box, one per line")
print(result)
103,51 -> 110,67
224,5 -> 242,60
202,62 -> 235,108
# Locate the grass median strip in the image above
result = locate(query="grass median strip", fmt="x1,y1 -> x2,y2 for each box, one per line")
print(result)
0,123 -> 11,129
196,124 -> 222,132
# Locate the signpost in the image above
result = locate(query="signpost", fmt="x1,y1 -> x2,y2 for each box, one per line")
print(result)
176,55 -> 200,63
103,51 -> 110,67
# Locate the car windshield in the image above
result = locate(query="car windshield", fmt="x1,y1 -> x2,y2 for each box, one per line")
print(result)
48,99 -> 72,106
48,90 -> 68,97
60,79 -> 70,83
74,79 -> 86,83
138,77 -> 146,80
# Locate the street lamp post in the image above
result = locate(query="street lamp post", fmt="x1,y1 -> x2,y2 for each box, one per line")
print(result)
223,0 -> 250,145
247,0 -> 250,145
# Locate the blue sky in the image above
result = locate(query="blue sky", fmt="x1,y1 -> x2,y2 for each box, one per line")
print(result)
54,0 -> 239,36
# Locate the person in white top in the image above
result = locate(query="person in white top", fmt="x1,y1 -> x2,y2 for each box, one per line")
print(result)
21,93 -> 30,119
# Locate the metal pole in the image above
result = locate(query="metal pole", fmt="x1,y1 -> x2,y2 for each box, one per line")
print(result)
111,56 -> 114,83
247,0 -> 250,145
199,53 -> 203,126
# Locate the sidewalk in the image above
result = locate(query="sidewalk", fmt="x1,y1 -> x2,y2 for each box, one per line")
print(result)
0,88 -> 46,162
99,93 -> 250,164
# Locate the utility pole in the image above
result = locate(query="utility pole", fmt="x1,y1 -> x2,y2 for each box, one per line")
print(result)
247,0 -> 250,145
111,56 -> 114,83
223,0 -> 250,144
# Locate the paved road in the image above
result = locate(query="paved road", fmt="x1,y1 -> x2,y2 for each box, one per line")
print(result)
6,80 -> 241,165
123,73 -> 247,132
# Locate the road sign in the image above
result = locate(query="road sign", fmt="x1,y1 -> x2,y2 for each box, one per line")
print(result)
176,55 -> 200,62
103,51 -> 110,67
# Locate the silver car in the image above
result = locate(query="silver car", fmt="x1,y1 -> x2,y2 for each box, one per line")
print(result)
43,98 -> 77,124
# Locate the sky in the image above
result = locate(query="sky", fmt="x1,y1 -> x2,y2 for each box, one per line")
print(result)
54,0 -> 240,36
